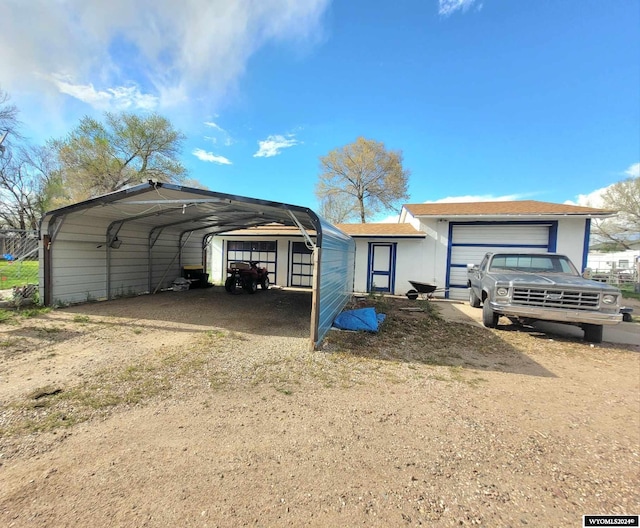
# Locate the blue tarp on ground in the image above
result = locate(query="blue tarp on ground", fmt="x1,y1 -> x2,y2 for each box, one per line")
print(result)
332,307 -> 386,332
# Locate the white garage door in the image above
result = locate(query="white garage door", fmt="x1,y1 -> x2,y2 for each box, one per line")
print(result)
447,223 -> 553,300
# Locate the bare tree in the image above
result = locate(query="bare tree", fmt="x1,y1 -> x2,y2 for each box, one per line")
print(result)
0,88 -> 38,229
0,150 -> 43,229
0,88 -> 20,137
316,137 -> 410,223
592,176 -> 640,250
318,191 -> 356,224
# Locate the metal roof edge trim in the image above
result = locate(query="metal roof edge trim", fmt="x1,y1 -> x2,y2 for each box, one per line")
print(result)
347,234 -> 426,238
39,181 -> 339,244
411,212 -> 615,219
39,182 -> 157,234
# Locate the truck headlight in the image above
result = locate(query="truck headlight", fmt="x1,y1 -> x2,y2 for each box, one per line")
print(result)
496,287 -> 509,297
602,294 -> 617,305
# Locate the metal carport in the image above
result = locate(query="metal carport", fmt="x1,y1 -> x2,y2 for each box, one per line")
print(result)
38,181 -> 355,350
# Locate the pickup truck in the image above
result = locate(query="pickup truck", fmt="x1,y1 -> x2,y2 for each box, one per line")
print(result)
467,252 -> 622,343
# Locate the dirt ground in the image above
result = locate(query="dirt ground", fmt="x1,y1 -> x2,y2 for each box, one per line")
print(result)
1,287 -> 639,527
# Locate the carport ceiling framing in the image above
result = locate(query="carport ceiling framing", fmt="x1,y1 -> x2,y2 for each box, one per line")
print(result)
44,182 -> 321,244
101,199 -> 309,240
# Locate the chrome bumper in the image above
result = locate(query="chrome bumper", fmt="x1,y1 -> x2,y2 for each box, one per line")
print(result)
490,302 -> 623,326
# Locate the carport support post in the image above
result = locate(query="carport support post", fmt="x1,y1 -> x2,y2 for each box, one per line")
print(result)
43,234 -> 52,306
310,247 -> 321,351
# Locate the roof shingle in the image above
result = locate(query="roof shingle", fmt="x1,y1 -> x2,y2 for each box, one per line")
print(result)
335,223 -> 425,237
403,200 -> 614,217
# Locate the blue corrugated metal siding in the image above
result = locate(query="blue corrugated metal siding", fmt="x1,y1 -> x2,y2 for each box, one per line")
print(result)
314,220 -> 355,348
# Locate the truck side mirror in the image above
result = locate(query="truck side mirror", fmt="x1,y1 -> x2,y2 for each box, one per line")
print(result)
467,264 -> 478,272
582,268 -> 592,279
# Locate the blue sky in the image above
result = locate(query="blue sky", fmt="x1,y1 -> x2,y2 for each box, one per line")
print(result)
1,0 -> 638,220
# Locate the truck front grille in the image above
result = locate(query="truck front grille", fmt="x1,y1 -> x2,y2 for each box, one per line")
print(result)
512,288 -> 600,310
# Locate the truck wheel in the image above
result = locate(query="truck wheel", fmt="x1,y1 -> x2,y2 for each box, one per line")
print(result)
482,301 -> 499,328
583,324 -> 603,343
260,276 -> 270,290
469,288 -> 481,308
224,277 -> 236,293
243,279 -> 258,294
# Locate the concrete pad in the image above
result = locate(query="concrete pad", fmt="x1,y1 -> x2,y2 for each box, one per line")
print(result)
433,299 -> 639,347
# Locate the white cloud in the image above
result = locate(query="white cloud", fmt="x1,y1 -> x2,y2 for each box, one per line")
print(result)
624,162 -> 640,178
0,0 -> 329,111
204,121 -> 234,146
565,162 -> 640,207
426,194 -> 527,203
253,134 -> 300,158
439,0 -> 480,17
192,148 -> 232,165
379,215 -> 400,223
50,75 -> 159,111
204,121 -> 225,133
564,188 -> 607,208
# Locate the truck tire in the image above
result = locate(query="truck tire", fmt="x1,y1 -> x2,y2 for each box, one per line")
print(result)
260,276 -> 270,290
482,300 -> 499,328
469,288 -> 481,308
224,277 -> 236,293
583,324 -> 603,343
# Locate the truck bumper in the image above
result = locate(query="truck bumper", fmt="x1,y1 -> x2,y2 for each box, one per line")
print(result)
489,303 -> 623,326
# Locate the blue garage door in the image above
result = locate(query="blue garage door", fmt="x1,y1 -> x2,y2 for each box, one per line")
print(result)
447,222 -> 556,300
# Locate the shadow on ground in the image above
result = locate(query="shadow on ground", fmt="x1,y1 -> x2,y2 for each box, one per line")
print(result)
324,298 -> 557,378
56,286 -> 313,339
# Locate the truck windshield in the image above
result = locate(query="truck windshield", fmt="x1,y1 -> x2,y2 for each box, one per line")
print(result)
489,254 -> 578,275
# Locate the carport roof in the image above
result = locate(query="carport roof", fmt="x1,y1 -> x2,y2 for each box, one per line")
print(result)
403,200 -> 616,218
41,181 -> 336,245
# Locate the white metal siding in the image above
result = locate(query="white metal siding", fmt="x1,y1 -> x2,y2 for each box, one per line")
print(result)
448,224 -> 551,300
148,231 -> 188,294
45,215 -> 110,304
109,223 -> 155,297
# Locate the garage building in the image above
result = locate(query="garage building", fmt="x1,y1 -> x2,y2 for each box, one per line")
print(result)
399,200 -> 615,300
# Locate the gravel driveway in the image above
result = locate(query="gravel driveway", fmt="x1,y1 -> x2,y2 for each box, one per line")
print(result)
438,297 -> 640,345
1,288 -> 638,527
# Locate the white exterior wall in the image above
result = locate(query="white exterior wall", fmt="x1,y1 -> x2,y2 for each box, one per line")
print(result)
421,219 -> 451,289
210,235 -> 315,287
351,238 -> 428,295
555,217 -> 589,270
397,212 -> 450,290
407,216 -> 590,299
392,218 -> 450,295
351,239 -> 368,292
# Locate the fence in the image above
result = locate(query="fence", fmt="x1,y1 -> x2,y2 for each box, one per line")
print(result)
0,229 -> 40,302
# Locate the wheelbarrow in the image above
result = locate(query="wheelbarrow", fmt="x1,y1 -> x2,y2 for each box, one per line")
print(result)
406,281 -> 442,300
